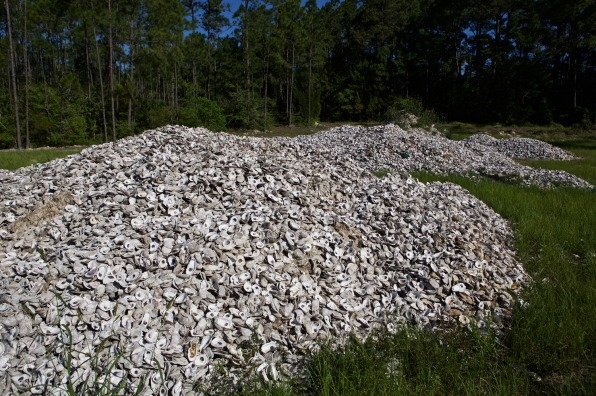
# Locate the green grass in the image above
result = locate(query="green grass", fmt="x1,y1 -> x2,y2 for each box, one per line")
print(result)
305,330 -> 529,396
0,148 -> 83,170
373,169 -> 390,178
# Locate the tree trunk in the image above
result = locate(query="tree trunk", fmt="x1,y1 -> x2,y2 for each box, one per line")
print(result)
207,26 -> 212,100
213,58 -> 218,102
93,23 -> 108,142
128,12 -> 135,130
493,13 -> 501,77
243,0 -> 250,92
108,0 -> 117,141
289,44 -> 295,126
5,0 -> 21,149
425,58 -> 429,100
50,40 -> 57,84
285,49 -> 290,124
23,0 -> 30,149
308,45 -> 313,126
174,62 -> 179,118
242,0 -> 251,127
39,51 -> 50,118
84,23 -> 93,99
190,2 -> 197,93
263,49 -> 269,131
572,52 -> 577,109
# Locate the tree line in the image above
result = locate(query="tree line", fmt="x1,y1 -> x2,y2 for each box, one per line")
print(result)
1,0 -> 594,149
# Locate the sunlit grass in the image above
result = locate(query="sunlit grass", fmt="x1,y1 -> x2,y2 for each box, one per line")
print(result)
441,122 -> 595,143
232,327 -> 532,396
0,148 -> 83,170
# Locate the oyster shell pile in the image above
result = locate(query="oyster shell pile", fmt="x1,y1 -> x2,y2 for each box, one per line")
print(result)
294,124 -> 591,188
461,133 -> 500,146
1,126 -> 529,394
463,134 -> 579,160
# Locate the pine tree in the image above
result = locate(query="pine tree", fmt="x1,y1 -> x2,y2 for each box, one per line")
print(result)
199,0 -> 228,100
5,0 -> 22,149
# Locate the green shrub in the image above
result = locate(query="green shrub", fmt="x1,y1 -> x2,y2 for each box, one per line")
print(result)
48,114 -> 88,146
0,119 -> 15,149
117,120 -> 137,139
385,97 -> 443,129
142,102 -> 172,129
224,90 -> 271,131
179,97 -> 227,131
570,107 -> 594,130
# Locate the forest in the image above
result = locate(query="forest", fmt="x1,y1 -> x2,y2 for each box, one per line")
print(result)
0,0 -> 594,149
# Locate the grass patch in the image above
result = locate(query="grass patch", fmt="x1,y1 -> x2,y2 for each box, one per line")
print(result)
548,139 -> 596,151
0,148 -> 83,170
302,330 -> 529,396
441,122 -> 479,140
373,170 -> 390,178
231,328 -> 532,396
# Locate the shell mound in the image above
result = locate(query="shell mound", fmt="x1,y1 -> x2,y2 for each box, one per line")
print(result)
1,126 -> 527,394
294,125 -> 591,188
463,134 -> 580,160
461,133 -> 499,146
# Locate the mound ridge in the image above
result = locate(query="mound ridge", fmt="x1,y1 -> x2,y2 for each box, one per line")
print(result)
463,133 -> 579,160
293,124 -> 591,188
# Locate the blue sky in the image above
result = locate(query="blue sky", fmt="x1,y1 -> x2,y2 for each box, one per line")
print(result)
226,0 -> 330,16
218,0 -> 331,36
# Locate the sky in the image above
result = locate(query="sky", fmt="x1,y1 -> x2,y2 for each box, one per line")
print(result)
218,0 -> 331,36
226,0 -> 331,16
